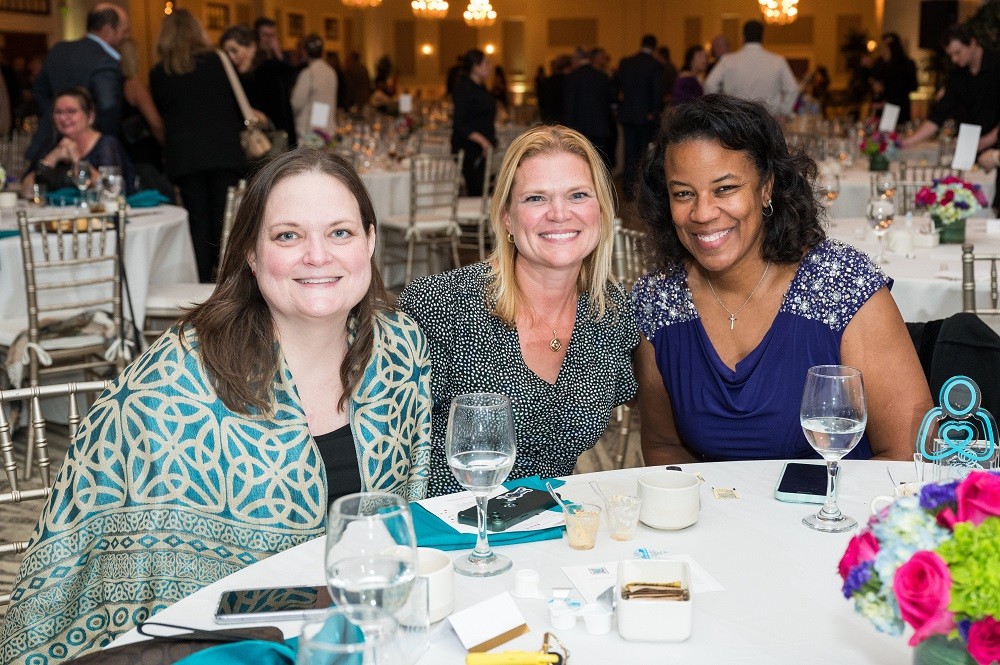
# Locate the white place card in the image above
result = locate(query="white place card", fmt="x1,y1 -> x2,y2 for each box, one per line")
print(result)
879,103 -> 901,132
952,123 -> 982,170
399,93 -> 413,114
310,102 -> 331,130
986,219 -> 1000,235
448,592 -> 529,652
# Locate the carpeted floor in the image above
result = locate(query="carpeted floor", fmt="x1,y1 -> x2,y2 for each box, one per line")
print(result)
0,413 -> 642,621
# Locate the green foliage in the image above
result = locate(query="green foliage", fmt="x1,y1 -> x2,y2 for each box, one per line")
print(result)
937,517 -> 1000,621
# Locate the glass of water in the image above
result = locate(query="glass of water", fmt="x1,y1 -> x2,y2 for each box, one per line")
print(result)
816,172 -> 840,227
325,493 -> 417,618
446,393 -> 516,577
800,365 -> 867,532
866,196 -> 895,264
298,605 -> 401,665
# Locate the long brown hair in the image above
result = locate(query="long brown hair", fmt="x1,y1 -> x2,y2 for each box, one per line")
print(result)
156,8 -> 213,76
181,149 -> 388,415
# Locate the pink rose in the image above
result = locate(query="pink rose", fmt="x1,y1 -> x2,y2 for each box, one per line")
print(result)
969,617 -> 1000,665
957,472 -> 1000,525
936,506 -> 958,531
838,531 -> 879,579
893,550 -> 955,646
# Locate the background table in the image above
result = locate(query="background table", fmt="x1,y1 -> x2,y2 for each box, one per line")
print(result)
828,216 -> 1000,323
0,204 -> 197,329
111,460 -> 914,664
361,167 -> 409,220
829,167 -> 995,219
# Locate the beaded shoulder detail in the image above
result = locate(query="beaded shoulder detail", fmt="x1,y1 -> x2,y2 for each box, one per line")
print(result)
779,239 -> 888,332
632,268 -> 698,340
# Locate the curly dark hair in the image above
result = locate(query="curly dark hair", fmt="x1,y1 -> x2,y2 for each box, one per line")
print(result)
637,94 -> 825,273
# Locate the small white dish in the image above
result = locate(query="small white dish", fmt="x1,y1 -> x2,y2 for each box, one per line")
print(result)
615,558 -> 692,642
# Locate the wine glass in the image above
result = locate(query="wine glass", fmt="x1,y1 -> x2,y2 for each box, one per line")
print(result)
446,393 -> 516,577
99,165 -> 123,206
71,160 -> 94,209
873,171 -> 896,199
866,196 -> 895,264
298,606 -> 402,665
800,365 -> 867,532
816,173 -> 840,228
325,492 -> 417,618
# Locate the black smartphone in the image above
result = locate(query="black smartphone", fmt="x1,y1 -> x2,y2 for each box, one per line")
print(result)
774,462 -> 828,504
457,487 -> 558,532
214,585 -> 332,623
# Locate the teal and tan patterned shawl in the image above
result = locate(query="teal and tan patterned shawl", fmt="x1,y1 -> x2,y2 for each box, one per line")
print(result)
0,310 -> 430,665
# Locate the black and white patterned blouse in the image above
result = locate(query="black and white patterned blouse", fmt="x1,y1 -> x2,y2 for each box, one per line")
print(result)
397,262 -> 640,496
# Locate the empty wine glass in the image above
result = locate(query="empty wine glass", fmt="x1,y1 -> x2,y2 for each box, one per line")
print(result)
872,171 -> 896,199
866,196 -> 895,264
99,165 -> 123,205
446,393 -> 516,577
816,173 -> 840,228
71,160 -> 94,209
325,492 -> 417,618
800,365 -> 867,532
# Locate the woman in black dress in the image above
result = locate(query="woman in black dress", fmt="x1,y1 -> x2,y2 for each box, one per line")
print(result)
450,49 -> 496,197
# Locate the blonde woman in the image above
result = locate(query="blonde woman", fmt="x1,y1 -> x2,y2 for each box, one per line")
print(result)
398,125 -> 639,496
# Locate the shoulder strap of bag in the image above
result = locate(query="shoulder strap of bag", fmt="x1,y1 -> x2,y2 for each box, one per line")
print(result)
217,49 -> 255,127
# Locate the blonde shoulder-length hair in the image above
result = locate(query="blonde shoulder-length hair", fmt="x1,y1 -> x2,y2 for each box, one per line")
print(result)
486,125 -> 619,326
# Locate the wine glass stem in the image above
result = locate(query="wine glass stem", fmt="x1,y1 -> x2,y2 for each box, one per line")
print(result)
818,460 -> 843,521
472,493 -> 493,559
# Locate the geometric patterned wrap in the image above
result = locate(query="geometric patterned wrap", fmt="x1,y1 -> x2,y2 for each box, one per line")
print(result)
0,309 -> 430,665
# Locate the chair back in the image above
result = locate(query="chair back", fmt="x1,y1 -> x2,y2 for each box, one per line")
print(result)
219,179 -> 247,260
0,379 -> 110,602
898,164 -> 963,184
0,131 -> 33,182
416,127 -> 452,157
408,152 -> 463,228
962,243 -> 1000,316
613,221 -> 649,290
16,206 -> 127,387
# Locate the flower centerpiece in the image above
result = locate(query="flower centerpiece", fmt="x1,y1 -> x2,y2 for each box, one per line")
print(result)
299,128 -> 336,151
859,130 -> 901,172
838,471 -> 1000,665
915,176 -> 989,244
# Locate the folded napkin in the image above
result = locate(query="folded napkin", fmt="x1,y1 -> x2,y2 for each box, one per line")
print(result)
0,229 -> 17,239
412,476 -> 566,551
127,189 -> 171,208
176,639 -> 298,665
47,187 -> 81,205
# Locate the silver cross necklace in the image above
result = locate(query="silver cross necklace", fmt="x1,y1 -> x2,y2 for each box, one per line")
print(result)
705,261 -> 771,330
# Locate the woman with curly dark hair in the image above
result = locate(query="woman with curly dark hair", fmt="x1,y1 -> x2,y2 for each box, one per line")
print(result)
632,94 -> 929,464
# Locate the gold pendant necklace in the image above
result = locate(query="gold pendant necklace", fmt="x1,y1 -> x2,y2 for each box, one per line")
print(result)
705,261 -> 771,330
527,295 -> 576,353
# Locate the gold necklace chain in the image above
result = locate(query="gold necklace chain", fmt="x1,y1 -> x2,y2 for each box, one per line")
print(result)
525,295 -> 577,352
705,261 -> 771,330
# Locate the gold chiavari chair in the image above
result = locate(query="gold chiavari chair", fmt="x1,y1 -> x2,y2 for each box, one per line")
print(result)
962,243 -> 1000,317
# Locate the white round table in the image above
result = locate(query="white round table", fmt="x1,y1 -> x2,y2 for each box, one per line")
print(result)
110,460 -> 914,664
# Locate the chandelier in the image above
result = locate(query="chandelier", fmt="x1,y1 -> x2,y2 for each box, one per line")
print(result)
463,0 -> 496,27
412,0 -> 448,19
342,0 -> 382,7
758,0 -> 798,25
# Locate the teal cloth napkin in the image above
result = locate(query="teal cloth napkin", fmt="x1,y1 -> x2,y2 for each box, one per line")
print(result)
412,476 -> 566,551
0,230 -> 17,239
127,189 -> 170,208
47,187 -> 81,205
175,639 -> 296,665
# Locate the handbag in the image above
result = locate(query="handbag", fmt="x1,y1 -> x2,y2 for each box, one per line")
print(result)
217,50 -> 280,161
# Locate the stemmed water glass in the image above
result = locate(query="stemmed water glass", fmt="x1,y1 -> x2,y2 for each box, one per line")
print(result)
99,165 -> 123,207
866,196 -> 895,264
325,492 -> 418,619
800,365 -> 868,532
446,393 -> 516,577
298,606 -> 402,665
71,160 -> 94,209
872,171 -> 896,199
816,173 -> 840,228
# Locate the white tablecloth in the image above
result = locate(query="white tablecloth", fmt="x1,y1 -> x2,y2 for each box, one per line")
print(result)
110,460 -> 913,664
361,168 -> 409,220
830,167 -> 995,219
0,204 -> 197,328
828,216 -> 1000,323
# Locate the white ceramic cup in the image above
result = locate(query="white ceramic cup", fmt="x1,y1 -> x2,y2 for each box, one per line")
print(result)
637,471 -> 701,530
870,482 -> 923,514
0,192 -> 17,210
417,547 -> 454,623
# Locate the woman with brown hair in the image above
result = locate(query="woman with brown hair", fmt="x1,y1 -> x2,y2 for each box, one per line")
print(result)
150,8 -> 245,282
0,148 -> 430,664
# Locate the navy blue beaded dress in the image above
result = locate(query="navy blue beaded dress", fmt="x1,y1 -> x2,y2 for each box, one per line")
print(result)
632,239 -> 889,461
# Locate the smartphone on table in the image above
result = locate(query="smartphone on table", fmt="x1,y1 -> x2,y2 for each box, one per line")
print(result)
773,462 -> 828,504
457,487 -> 558,532
214,585 -> 332,623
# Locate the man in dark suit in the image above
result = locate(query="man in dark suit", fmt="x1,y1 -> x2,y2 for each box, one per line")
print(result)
615,34 -> 663,200
26,3 -> 129,163
564,47 -> 616,172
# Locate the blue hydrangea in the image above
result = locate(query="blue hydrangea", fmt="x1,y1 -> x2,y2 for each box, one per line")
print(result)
870,497 -> 950,597
853,589 -> 904,635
